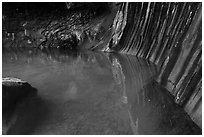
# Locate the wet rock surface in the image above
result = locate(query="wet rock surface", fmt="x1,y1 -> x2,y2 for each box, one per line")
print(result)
107,2 -> 202,129
2,2 -> 202,134
2,2 -> 118,50
3,77 -> 37,110
2,77 -> 37,134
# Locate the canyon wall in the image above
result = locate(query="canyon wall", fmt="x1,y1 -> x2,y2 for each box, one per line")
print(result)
106,2 -> 202,128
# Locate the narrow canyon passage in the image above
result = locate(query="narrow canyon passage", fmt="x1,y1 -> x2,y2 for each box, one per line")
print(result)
2,49 -> 201,134
2,2 -> 202,135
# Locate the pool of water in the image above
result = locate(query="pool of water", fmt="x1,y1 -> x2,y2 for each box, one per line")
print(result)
2,48 -> 201,135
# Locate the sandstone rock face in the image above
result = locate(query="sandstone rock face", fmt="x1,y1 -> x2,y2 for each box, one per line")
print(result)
2,2 -> 115,50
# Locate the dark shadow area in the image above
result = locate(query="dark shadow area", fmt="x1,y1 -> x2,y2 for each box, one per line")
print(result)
2,2 -> 110,18
2,2 -> 115,50
7,96 -> 51,134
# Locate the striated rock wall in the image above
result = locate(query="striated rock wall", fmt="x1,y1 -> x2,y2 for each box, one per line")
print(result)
107,2 -> 202,128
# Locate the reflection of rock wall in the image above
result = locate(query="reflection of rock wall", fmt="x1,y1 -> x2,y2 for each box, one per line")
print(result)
109,2 -> 202,128
109,54 -> 201,134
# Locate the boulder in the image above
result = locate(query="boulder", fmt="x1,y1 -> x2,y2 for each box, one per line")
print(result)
2,77 -> 37,110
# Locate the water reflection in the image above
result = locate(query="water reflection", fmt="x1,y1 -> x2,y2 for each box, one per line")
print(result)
2,48 -> 201,135
109,53 -> 201,135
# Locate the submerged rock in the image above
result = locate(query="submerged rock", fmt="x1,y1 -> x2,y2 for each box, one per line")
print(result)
2,77 -> 37,134
2,77 -> 37,110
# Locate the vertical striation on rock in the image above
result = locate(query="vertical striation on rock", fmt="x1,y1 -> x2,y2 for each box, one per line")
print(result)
108,2 -> 202,128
